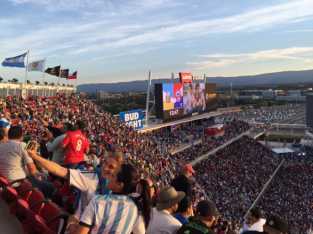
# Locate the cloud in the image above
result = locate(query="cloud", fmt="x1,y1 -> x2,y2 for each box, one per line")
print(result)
189,47 -> 313,69
63,0 -> 313,55
8,0 -> 177,13
3,0 -> 313,62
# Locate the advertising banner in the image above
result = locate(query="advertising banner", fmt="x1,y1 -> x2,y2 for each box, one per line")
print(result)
119,109 -> 144,129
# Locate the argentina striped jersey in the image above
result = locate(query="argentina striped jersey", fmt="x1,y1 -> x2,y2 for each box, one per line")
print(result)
80,194 -> 145,234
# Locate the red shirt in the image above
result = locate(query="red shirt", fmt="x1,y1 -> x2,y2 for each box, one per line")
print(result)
62,130 -> 90,164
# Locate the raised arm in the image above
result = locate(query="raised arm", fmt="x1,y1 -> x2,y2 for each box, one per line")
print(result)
27,148 -> 68,178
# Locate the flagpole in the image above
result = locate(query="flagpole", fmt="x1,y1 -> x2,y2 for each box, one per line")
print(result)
24,50 -> 29,84
41,58 -> 47,97
58,66 -> 61,94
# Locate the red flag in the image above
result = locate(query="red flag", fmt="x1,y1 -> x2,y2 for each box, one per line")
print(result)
67,71 -> 77,80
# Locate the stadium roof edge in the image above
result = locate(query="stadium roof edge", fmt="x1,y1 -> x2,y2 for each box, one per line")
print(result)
139,108 -> 241,133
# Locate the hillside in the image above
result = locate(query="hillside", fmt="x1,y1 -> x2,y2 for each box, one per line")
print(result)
77,69 -> 313,93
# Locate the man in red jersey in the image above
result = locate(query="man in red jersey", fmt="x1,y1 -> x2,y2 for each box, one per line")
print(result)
61,120 -> 89,168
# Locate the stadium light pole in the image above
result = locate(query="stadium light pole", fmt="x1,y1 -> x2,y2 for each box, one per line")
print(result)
145,70 -> 152,127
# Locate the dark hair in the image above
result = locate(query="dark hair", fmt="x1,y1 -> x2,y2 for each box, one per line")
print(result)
176,196 -> 192,213
8,125 -> 23,140
75,120 -> 86,131
250,207 -> 262,219
63,122 -> 74,132
137,179 -> 152,227
116,164 -> 151,227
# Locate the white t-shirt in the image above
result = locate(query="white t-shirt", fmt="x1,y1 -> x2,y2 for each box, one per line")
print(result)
240,218 -> 266,233
147,208 -> 182,234
69,169 -> 99,219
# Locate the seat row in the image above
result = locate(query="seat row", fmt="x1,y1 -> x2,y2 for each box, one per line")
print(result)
0,176 -> 68,234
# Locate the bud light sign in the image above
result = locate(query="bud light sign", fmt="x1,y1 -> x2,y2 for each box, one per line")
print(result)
119,109 -> 144,130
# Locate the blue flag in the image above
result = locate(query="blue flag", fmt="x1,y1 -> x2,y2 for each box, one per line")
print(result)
2,52 -> 27,68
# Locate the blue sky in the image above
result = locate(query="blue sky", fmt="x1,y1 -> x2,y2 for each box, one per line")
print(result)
1,0 -> 313,84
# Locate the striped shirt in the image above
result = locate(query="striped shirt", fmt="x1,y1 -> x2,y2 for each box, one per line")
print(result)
80,194 -> 145,234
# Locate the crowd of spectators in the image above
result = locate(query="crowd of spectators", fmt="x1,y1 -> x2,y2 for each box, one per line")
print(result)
0,94 -> 309,234
171,120 -> 250,164
258,161 -> 313,234
217,104 -> 305,124
194,137 -> 281,227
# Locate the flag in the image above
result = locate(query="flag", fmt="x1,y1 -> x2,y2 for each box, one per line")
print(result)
60,69 -> 69,78
67,71 -> 77,80
2,52 -> 27,68
28,59 -> 45,72
45,65 -> 61,77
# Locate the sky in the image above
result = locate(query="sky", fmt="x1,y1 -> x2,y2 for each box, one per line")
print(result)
1,0 -> 313,84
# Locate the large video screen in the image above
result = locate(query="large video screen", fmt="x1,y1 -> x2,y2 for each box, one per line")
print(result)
162,83 -> 184,120
183,83 -> 206,115
155,82 -> 217,121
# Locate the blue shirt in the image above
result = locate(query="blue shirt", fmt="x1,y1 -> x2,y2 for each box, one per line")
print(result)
174,213 -> 189,225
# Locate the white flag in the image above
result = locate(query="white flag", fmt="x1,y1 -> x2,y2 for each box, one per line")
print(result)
28,59 -> 45,72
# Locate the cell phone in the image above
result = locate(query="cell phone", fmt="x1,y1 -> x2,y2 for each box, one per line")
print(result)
26,141 -> 36,150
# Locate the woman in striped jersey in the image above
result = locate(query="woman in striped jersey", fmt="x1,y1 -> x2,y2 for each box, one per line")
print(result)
75,163 -> 151,234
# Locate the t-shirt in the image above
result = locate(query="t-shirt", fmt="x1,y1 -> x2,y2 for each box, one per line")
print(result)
80,194 -> 145,234
147,208 -> 182,234
174,213 -> 189,225
177,217 -> 215,234
69,169 -> 98,219
62,130 -> 89,164
0,140 -> 34,182
46,134 -> 65,164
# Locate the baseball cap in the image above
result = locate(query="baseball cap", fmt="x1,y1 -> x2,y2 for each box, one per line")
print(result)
266,215 -> 288,233
184,164 -> 195,175
197,200 -> 219,217
0,118 -> 10,129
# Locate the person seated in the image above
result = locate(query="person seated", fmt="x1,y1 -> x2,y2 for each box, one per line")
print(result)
0,125 -> 37,182
177,200 -> 219,234
75,164 -> 151,234
0,126 -> 55,197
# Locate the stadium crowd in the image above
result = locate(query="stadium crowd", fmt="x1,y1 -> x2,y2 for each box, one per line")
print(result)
216,104 -> 305,124
195,137 -> 280,224
258,161 -> 313,234
171,120 -> 250,164
0,94 -> 308,234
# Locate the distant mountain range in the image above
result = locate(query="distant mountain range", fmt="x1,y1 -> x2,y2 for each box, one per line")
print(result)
77,69 -> 313,93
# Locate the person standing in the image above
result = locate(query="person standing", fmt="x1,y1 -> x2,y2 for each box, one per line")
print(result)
147,186 -> 185,234
61,120 -> 89,168
174,197 -> 194,225
242,215 -> 288,234
177,200 -> 219,234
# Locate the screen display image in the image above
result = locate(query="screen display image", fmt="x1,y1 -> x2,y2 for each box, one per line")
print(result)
183,83 -> 206,115
155,82 -> 217,121
162,83 -> 183,120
